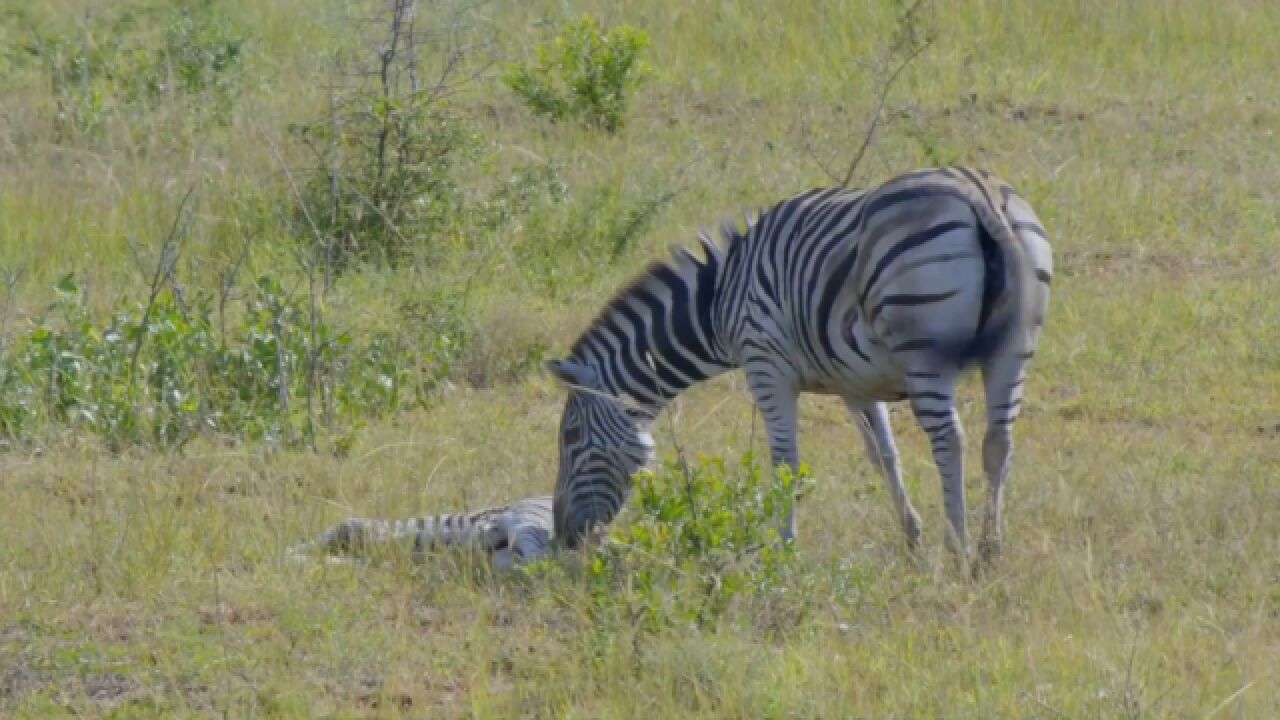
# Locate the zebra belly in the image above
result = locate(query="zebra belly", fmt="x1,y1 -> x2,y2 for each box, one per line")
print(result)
796,319 -> 907,402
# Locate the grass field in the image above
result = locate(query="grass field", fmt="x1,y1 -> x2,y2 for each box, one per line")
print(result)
2,0 -> 1279,717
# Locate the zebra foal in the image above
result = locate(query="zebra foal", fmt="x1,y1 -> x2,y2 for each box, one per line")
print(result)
546,166 -> 1052,566
289,495 -> 554,570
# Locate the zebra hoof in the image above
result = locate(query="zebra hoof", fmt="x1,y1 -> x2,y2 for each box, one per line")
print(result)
974,535 -> 1002,575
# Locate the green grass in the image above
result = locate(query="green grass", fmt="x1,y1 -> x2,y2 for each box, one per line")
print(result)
2,0 -> 1279,716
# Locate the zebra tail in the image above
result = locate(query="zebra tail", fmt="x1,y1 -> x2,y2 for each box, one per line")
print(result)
935,180 -> 1034,369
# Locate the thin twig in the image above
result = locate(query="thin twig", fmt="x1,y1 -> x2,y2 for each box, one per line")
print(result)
325,84 -> 340,298
128,185 -> 197,382
1204,679 -> 1258,719
0,263 -> 28,354
217,227 -> 254,346
404,0 -> 421,93
292,242 -> 320,452
839,38 -> 932,188
1019,691 -> 1070,719
808,0 -> 932,187
264,134 -> 328,252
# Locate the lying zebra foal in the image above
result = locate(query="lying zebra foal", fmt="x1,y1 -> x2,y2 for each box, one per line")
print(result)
288,495 -> 554,570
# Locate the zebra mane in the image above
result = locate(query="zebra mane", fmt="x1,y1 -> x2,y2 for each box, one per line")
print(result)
566,211 -> 757,362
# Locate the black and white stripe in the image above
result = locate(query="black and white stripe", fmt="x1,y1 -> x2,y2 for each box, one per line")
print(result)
546,167 -> 1053,563
290,495 -> 554,570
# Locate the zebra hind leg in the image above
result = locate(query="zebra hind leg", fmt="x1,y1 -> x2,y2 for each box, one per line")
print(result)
846,400 -> 923,551
904,369 -> 969,565
975,350 -> 1029,569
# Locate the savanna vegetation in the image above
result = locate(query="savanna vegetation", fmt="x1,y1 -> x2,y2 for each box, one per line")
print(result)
1,0 -> 1278,716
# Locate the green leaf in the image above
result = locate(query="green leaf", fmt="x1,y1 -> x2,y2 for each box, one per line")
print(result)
54,273 -> 79,298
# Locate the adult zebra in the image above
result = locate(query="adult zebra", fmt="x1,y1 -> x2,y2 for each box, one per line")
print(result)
546,166 -> 1052,564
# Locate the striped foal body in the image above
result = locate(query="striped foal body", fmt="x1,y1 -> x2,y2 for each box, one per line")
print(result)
291,495 -> 554,569
546,166 -> 1053,562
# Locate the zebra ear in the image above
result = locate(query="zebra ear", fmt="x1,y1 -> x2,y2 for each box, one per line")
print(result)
546,359 -> 597,389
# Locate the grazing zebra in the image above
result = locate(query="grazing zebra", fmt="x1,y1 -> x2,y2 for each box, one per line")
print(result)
289,495 -> 554,570
546,166 -> 1052,565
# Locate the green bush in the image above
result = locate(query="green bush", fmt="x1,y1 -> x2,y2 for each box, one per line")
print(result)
286,0 -> 501,269
24,1 -> 246,140
290,105 -> 480,268
503,15 -> 651,133
0,273 -> 458,452
578,453 -> 814,632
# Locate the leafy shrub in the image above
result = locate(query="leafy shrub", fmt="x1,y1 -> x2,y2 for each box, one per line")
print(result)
290,105 -> 480,268
0,273 -> 456,452
504,15 -> 651,133
163,1 -> 244,98
474,161 -> 569,231
393,291 -> 472,403
287,0 -> 492,268
25,1 -> 246,140
582,453 -> 814,632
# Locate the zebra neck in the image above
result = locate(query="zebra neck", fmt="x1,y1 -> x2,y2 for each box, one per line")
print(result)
569,235 -> 738,408
588,340 -> 734,413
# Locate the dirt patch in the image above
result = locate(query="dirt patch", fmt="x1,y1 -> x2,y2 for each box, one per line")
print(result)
939,92 -> 1095,124
0,652 -> 138,714
83,671 -> 138,707
198,600 -> 270,627
0,645 -> 44,709
1057,247 -> 1253,280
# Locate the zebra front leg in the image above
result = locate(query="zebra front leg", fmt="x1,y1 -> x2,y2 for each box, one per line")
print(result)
846,400 -> 923,550
747,372 -> 802,542
905,371 -> 969,563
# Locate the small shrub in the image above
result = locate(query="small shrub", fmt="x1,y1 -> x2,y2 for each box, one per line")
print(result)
503,15 -> 651,133
27,2 -> 246,140
474,161 -> 569,231
287,0 -> 491,268
163,2 -> 244,99
0,272 -> 455,452
394,291 -> 472,404
582,453 -> 814,632
290,106 -> 480,268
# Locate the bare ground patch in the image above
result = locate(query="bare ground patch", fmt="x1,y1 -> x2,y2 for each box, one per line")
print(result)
1057,247 -> 1260,280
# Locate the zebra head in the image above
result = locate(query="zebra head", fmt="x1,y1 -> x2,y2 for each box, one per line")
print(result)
546,358 -> 656,546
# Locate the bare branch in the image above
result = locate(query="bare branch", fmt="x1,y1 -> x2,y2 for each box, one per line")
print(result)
0,262 -> 28,355
809,0 -> 934,188
840,36 -> 931,188
128,184 -> 197,382
217,227 -> 254,346
264,133 -> 328,252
